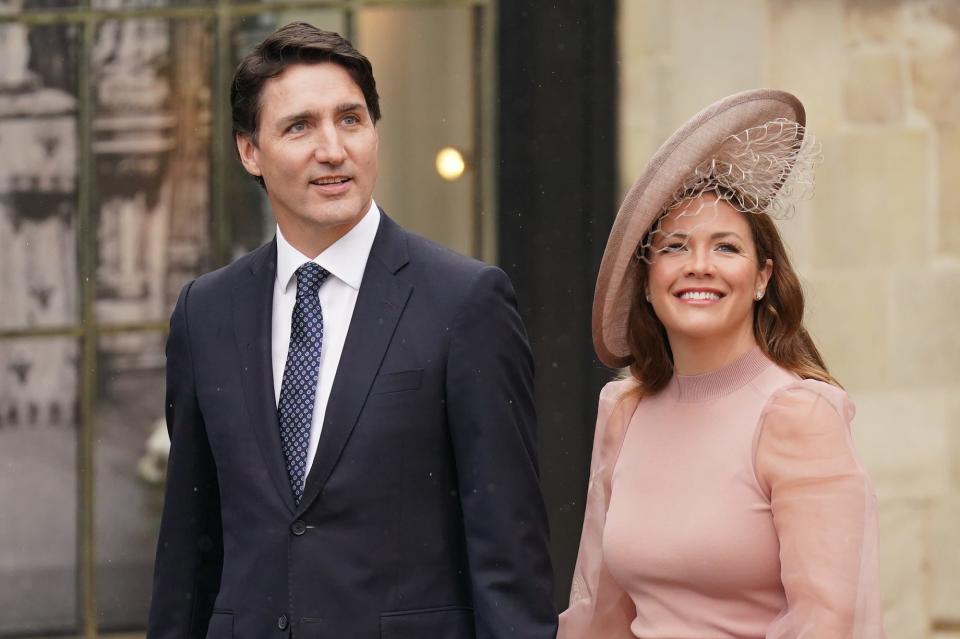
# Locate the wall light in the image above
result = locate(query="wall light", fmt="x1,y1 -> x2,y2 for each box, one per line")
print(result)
435,146 -> 467,181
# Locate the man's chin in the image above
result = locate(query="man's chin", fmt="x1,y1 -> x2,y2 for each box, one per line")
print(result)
304,204 -> 368,229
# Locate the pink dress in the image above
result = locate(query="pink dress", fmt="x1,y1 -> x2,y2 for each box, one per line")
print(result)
558,347 -> 885,639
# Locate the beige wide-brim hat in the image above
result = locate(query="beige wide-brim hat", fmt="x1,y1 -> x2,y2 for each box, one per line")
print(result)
593,88 -> 806,369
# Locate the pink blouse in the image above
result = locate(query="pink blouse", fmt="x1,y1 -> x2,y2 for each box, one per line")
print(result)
558,348 -> 884,638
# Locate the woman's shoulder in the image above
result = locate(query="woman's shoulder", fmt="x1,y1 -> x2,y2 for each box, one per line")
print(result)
598,377 -> 649,420
762,377 -> 855,425
599,377 -> 638,403
753,379 -> 871,499
591,378 -> 642,450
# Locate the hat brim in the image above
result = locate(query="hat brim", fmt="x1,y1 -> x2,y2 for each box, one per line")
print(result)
592,89 -> 805,369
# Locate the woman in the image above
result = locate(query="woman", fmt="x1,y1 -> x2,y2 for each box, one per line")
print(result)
558,90 -> 884,638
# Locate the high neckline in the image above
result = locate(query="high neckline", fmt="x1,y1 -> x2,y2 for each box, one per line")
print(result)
673,346 -> 772,402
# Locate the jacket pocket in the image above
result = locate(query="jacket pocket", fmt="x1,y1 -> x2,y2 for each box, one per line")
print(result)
379,605 -> 474,639
206,609 -> 234,638
369,369 -> 423,396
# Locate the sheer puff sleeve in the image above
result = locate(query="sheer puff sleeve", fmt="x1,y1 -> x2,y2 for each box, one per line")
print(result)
755,380 -> 885,639
558,380 -> 641,639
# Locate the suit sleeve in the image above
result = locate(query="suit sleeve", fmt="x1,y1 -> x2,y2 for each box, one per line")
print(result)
445,265 -> 558,639
147,281 -> 223,639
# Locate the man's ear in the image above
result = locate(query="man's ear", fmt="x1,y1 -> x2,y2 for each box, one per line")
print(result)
236,134 -> 262,177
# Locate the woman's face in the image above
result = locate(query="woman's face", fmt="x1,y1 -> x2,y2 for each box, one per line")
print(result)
646,193 -> 772,348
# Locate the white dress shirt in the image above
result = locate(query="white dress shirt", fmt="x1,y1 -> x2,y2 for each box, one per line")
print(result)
271,201 -> 381,476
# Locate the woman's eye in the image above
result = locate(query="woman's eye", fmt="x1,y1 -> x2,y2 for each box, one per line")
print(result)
716,243 -> 741,254
661,242 -> 687,253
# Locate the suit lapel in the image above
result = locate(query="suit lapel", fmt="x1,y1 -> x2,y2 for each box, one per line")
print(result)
232,241 -> 297,514
298,214 -> 412,514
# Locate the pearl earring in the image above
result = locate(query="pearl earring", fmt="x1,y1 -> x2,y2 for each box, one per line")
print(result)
755,289 -> 765,301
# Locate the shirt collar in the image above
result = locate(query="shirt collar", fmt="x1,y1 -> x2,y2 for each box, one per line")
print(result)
275,200 -> 381,292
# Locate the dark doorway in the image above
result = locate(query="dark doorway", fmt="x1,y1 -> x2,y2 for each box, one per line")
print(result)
497,0 -> 619,609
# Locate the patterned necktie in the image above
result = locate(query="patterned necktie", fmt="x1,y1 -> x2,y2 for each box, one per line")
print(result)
278,262 -> 330,504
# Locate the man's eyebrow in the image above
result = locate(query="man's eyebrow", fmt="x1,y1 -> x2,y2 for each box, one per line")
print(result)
335,102 -> 366,114
277,111 -> 312,126
275,103 -> 367,126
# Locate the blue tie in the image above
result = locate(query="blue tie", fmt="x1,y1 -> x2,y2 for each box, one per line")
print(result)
278,262 -> 329,504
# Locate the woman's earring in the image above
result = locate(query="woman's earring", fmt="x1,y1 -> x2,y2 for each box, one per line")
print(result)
755,289 -> 765,301
645,291 -> 651,303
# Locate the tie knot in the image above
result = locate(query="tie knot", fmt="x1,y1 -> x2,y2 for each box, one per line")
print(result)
295,262 -> 329,299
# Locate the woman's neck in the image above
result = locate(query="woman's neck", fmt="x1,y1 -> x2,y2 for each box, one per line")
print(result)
669,328 -> 760,376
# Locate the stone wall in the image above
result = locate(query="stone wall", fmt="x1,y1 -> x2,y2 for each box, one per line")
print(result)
618,1 -> 960,636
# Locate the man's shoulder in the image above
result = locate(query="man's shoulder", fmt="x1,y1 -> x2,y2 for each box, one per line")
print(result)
397,225 -> 498,285
183,240 -> 274,299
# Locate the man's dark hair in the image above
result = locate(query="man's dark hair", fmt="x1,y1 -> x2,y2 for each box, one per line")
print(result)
231,22 -> 381,145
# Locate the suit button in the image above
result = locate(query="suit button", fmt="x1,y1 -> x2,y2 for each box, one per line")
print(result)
290,520 -> 306,536
277,614 -> 288,630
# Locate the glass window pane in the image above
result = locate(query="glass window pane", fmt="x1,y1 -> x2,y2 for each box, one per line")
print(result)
93,18 -> 214,326
356,6 -> 478,257
94,330 -> 165,631
0,22 -> 80,331
225,9 -> 346,257
92,0 -> 213,8
16,0 -> 81,10
0,336 -> 79,636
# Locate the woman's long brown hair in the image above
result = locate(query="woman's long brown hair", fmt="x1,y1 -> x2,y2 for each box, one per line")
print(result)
625,199 -> 840,395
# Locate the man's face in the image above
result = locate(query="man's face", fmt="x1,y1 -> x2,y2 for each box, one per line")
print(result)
237,62 -> 379,255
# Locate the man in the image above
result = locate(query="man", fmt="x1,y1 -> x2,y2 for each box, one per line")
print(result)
147,22 -> 557,639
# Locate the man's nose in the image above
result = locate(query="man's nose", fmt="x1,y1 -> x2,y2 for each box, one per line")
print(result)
313,124 -> 346,165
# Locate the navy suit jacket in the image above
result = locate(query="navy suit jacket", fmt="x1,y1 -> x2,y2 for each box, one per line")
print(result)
147,213 -> 557,639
